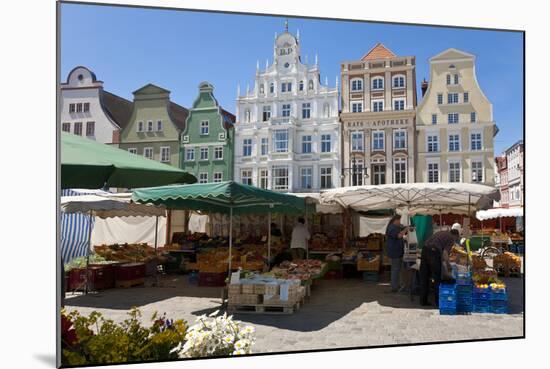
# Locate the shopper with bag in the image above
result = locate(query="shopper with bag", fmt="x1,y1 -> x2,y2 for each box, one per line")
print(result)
419,223 -> 461,306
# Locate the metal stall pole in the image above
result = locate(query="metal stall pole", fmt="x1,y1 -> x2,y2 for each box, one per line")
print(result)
467,194 -> 472,269
154,215 -> 159,286
85,210 -> 93,295
228,207 -> 233,278
268,211 -> 272,270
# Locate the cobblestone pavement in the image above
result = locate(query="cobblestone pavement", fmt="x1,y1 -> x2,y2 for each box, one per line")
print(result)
65,274 -> 524,353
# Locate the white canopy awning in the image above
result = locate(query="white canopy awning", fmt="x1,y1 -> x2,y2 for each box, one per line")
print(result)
290,193 -> 343,214
476,207 -> 524,221
61,194 -> 166,218
320,183 -> 499,215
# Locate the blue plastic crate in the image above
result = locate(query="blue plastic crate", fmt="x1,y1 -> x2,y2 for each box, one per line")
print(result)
490,300 -> 508,308
473,291 -> 490,300
490,292 -> 508,301
491,306 -> 508,314
456,284 -> 473,293
473,305 -> 491,313
439,283 -> 457,296
473,298 -> 489,306
439,301 -> 457,310
439,308 -> 457,315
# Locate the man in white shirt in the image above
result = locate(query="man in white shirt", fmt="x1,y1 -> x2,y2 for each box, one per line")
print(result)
290,217 -> 310,260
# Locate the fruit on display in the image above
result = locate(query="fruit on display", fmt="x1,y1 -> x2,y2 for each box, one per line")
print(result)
64,254 -> 117,271
94,244 -> 165,263
493,251 -> 521,269
309,232 -> 340,251
473,270 -> 501,285
471,255 -> 487,270
271,260 -> 325,281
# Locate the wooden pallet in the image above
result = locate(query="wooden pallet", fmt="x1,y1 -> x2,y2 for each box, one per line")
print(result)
115,278 -> 145,288
228,300 -> 301,315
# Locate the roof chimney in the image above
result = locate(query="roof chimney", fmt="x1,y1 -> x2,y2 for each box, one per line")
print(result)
421,78 -> 428,97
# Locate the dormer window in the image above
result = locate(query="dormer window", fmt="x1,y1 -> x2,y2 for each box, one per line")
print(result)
157,120 -> 163,131
371,77 -> 384,90
137,121 -> 144,132
147,120 -> 154,132
350,78 -> 363,91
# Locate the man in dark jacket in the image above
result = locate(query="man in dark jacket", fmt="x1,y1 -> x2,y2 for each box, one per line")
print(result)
386,215 -> 409,292
419,228 -> 460,306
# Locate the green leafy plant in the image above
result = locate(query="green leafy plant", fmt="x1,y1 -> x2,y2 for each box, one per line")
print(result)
61,308 -> 187,366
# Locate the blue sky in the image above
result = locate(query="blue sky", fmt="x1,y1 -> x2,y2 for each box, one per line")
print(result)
60,3 -> 523,154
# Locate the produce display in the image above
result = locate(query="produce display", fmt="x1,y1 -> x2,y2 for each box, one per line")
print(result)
357,252 -> 381,271
493,251 -> 522,274
271,260 -> 326,281
309,232 -> 341,251
64,254 -> 117,271
94,243 -> 166,263
355,234 -> 384,251
472,270 -> 501,285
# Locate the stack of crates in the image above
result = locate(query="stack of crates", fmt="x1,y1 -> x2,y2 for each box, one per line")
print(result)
455,271 -> 473,314
489,286 -> 508,314
472,286 -> 491,313
439,283 -> 457,315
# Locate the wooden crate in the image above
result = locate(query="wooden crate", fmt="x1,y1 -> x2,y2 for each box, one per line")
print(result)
229,294 -> 262,305
357,256 -> 381,271
241,284 -> 255,294
264,284 -> 280,295
228,284 -> 242,296
253,284 -> 266,294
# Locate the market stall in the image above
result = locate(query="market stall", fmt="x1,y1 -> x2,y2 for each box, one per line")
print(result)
61,193 -> 166,293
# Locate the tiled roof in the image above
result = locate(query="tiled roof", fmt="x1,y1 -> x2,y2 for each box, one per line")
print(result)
100,90 -> 133,129
220,108 -> 236,129
168,101 -> 189,131
361,43 -> 396,61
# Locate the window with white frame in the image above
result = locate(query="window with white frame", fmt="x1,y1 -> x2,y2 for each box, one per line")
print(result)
260,137 -> 269,156
302,135 -> 312,153
454,74 -> 459,84
83,102 -> 90,112
394,130 -> 406,150
199,147 -> 208,160
300,167 -> 313,189
351,158 -> 364,186
157,120 -> 163,131
463,92 -> 469,103
372,100 -> 384,112
449,161 -> 461,182
447,93 -> 459,104
372,131 -> 385,151
351,101 -> 363,113
428,162 -> 440,183
259,168 -> 269,189
198,173 -> 208,184
393,99 -> 405,111
446,74 -> 451,85
302,103 -> 311,119
470,112 -> 477,123
351,78 -> 363,91
427,134 -> 439,152
147,120 -> 154,132
472,160 -> 483,183
128,148 -> 137,155
62,122 -> 71,133
320,166 -> 332,189
351,131 -> 364,152
143,147 -> 153,159
471,133 -> 482,150
394,158 -> 407,184
272,166 -> 289,190
321,134 -> 331,153
299,80 -> 304,91
241,169 -> 253,185
185,147 -> 195,161
160,147 -> 170,162
431,114 -> 438,125
214,146 -> 223,160
76,103 -> 83,113
86,121 -> 95,136
74,122 -> 82,136
448,113 -> 459,124
281,82 -> 292,93
273,130 -> 288,152
437,94 -> 443,105
137,121 -> 144,132
449,134 -> 460,152
243,138 -> 252,156
200,120 -> 209,135
262,106 -> 271,122
393,75 -> 405,88
269,82 -> 274,94
372,164 -> 386,185
213,172 -> 223,183
69,103 -> 76,113
372,77 -> 384,90
281,104 -> 291,117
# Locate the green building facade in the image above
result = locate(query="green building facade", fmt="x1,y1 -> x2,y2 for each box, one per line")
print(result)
181,82 -> 235,183
118,84 -> 188,168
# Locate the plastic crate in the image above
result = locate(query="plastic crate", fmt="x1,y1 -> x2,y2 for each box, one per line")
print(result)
473,298 -> 489,306
490,306 -> 508,314
456,285 -> 473,294
439,283 -> 457,296
490,300 -> 508,308
490,291 -> 508,301
473,305 -> 491,313
439,308 -> 457,315
473,291 -> 490,300
362,271 -> 379,282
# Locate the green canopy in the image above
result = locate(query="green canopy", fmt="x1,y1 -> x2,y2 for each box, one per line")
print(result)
61,132 -> 196,189
132,181 -> 305,215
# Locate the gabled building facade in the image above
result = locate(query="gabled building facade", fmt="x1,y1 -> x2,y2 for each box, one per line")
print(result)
180,82 -> 235,183
60,66 -> 132,144
340,43 -> 417,186
416,48 -> 498,185
235,25 -> 340,192
118,84 -> 188,167
505,140 -> 524,207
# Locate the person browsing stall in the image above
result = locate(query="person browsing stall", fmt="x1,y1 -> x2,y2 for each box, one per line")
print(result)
385,215 -> 409,293
290,217 -> 310,260
419,223 -> 462,306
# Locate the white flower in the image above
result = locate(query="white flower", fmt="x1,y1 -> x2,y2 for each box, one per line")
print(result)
233,349 -> 246,355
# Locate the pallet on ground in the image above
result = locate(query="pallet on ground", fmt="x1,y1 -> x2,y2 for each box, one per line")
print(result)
228,301 -> 301,315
